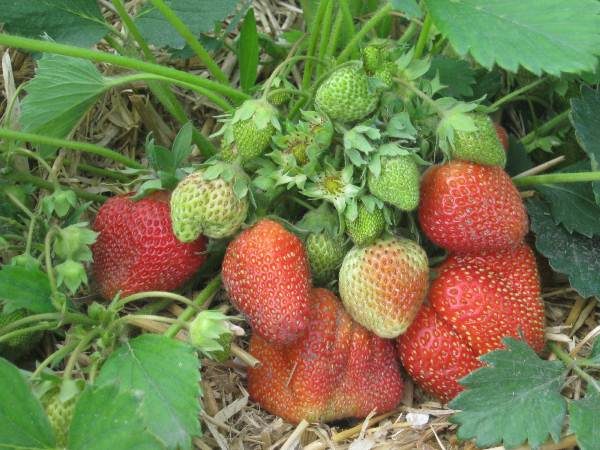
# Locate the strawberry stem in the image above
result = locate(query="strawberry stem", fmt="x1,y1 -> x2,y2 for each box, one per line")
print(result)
550,342 -> 600,394
5,171 -> 107,203
164,275 -> 222,339
0,322 -> 58,345
413,13 -> 432,59
302,0 -> 332,90
486,77 -> 547,112
513,171 -> 600,187
63,328 -> 103,380
112,291 -> 203,312
520,110 -> 571,147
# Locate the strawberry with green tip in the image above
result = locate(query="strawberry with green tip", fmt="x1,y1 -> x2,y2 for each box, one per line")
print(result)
170,169 -> 248,241
451,113 -> 506,167
222,219 -> 311,345
216,98 -> 280,163
398,243 -> 545,402
345,204 -> 385,246
368,155 -> 420,211
339,236 -> 429,338
315,64 -> 379,123
248,288 -> 404,424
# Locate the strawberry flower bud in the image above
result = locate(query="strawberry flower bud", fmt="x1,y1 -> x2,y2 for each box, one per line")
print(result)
189,310 -> 234,360
55,259 -> 88,294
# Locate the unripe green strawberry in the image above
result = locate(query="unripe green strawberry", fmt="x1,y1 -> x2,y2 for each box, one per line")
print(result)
217,99 -> 280,164
373,61 -> 396,89
267,90 -> 290,106
44,392 -> 78,448
0,309 -> 43,359
368,156 -> 420,211
170,170 -> 248,241
315,64 -> 379,123
306,233 -> 346,285
339,237 -> 429,338
362,46 -> 384,74
451,113 -> 506,167
345,205 -> 385,246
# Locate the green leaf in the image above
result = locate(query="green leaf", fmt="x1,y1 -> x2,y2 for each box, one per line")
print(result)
569,391 -> 600,450
20,54 -> 109,156
238,8 -> 259,93
450,338 -> 567,449
390,0 -> 422,19
68,384 -> 163,450
96,334 -> 201,450
135,0 -> 241,49
0,358 -> 55,448
425,0 -> 600,75
425,56 -> 475,98
505,137 -> 533,177
527,197 -> 600,298
0,265 -> 53,314
172,122 -> 194,168
535,162 -> 600,238
571,86 -> 600,203
148,144 -> 177,173
0,0 -> 108,47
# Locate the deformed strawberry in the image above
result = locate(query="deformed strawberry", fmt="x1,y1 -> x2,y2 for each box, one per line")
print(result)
92,192 -> 206,300
222,219 -> 311,345
397,243 -> 545,402
248,288 -> 403,423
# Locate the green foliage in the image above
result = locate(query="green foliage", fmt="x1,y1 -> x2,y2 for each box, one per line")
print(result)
20,54 -> 109,156
425,56 -> 476,99
0,0 -> 108,47
69,384 -> 164,450
528,197 -> 600,298
96,334 -> 202,450
450,339 -> 567,449
425,0 -> 600,75
0,358 -> 55,448
569,391 -> 600,450
0,265 -> 53,314
571,86 -> 600,202
390,0 -> 422,19
135,0 -> 242,49
238,8 -> 259,92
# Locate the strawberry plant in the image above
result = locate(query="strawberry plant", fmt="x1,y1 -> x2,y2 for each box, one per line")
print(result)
0,0 -> 600,449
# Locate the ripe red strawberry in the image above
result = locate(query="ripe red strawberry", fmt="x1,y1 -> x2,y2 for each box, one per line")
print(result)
248,288 -> 403,423
397,244 -> 545,402
222,219 -> 311,345
92,192 -> 206,300
494,123 -> 509,151
418,161 -> 527,254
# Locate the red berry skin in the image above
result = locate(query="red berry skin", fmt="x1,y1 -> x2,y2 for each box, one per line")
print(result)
397,244 -> 545,403
418,161 -> 527,254
494,123 -> 509,151
248,288 -> 403,423
92,192 -> 206,300
222,219 -> 311,345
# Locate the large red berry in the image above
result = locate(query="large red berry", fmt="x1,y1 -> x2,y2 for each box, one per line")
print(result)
397,244 -> 545,402
92,192 -> 206,300
222,219 -> 311,345
248,288 -> 403,423
418,161 -> 527,254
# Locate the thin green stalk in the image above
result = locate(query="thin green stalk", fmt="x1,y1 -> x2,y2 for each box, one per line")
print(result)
5,192 -> 34,219
134,299 -> 172,315
0,34 -> 248,102
316,0 -> 335,78
0,323 -> 58,344
302,0 -> 331,90
148,0 -> 229,84
324,11 -> 344,62
550,342 -> 600,394
12,148 -> 55,179
0,128 -> 143,169
112,291 -> 202,312
398,22 -> 418,45
164,275 -> 221,338
413,13 -> 432,59
104,35 -> 127,55
65,160 -> 132,183
126,314 -> 181,325
337,3 -> 393,63
487,78 -> 547,111
513,171 -> 600,187
521,110 -> 571,147
24,215 -> 37,255
0,312 -> 92,335
63,329 -> 102,380
31,340 -> 80,379
111,0 -> 217,156
339,0 -> 356,53
6,171 -> 106,203
44,227 -> 60,306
